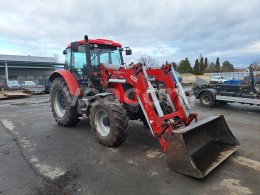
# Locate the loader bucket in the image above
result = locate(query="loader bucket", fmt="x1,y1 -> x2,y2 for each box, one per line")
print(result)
166,115 -> 239,178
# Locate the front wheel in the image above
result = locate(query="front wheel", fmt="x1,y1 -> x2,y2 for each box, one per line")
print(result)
90,96 -> 128,147
199,92 -> 215,107
50,78 -> 80,126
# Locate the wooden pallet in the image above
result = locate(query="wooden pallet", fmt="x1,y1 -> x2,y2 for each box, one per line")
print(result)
0,94 -> 8,99
0,91 -> 32,100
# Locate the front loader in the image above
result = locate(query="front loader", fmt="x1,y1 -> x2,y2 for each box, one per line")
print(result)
49,35 -> 239,178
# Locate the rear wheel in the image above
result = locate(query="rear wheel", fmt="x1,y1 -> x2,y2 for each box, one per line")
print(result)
50,77 -> 80,126
90,96 -> 128,147
200,92 -> 215,107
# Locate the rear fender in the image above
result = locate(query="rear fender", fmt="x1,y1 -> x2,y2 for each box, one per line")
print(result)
49,70 -> 82,96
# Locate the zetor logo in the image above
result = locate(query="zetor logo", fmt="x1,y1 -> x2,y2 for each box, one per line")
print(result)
130,75 -> 138,82
105,41 -> 112,45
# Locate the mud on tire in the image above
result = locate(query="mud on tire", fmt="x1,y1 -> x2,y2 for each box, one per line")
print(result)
50,77 -> 80,126
90,95 -> 129,147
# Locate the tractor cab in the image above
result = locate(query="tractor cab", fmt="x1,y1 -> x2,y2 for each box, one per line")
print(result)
63,37 -> 132,88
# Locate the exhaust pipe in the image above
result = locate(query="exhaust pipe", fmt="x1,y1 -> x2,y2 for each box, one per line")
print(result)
166,115 -> 239,178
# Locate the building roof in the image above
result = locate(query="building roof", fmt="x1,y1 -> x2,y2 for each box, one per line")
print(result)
0,54 -> 64,69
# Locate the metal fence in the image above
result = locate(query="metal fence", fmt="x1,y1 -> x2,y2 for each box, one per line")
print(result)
204,71 -> 260,79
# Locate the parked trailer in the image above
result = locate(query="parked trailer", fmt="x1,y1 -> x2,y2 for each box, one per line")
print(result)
193,66 -> 260,107
193,87 -> 260,106
216,95 -> 260,105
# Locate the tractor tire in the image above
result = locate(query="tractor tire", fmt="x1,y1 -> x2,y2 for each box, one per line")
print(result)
140,94 -> 174,127
161,94 -> 174,114
200,92 -> 215,107
50,77 -> 80,126
89,95 -> 128,147
141,93 -> 173,127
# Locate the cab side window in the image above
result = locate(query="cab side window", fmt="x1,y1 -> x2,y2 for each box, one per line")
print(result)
72,50 -> 86,77
66,46 -> 86,78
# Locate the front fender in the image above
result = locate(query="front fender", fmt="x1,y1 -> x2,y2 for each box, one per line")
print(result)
49,70 -> 82,96
89,93 -> 114,102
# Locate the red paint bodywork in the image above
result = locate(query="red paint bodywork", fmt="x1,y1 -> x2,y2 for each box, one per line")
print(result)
67,38 -> 122,48
49,70 -> 82,96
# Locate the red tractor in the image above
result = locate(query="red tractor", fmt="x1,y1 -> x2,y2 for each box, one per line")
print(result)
49,35 -> 239,178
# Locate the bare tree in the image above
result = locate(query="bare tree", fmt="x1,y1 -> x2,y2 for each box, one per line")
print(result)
251,60 -> 260,71
139,55 -> 158,67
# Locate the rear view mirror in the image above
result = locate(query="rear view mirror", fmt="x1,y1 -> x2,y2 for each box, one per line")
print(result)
126,48 -> 132,55
63,50 -> 67,55
71,41 -> 78,52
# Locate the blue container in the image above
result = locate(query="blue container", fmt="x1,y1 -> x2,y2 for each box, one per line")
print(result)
223,79 -> 241,85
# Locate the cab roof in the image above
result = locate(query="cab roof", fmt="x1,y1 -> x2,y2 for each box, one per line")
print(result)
67,38 -> 122,48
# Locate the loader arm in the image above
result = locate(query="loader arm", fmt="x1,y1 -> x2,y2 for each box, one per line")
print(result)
100,63 -> 197,151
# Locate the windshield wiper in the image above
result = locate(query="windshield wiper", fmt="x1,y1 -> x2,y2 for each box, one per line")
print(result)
91,49 -> 103,62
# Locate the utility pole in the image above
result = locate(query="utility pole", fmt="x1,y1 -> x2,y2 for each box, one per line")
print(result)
4,62 -> 8,81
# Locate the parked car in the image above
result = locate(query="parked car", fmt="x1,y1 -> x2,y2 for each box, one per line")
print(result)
0,82 -> 7,90
21,81 -> 45,94
210,76 -> 227,84
39,79 -> 51,93
6,80 -> 21,89
21,81 -> 37,87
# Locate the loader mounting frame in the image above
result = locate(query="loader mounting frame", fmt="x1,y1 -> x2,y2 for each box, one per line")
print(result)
100,63 -> 197,152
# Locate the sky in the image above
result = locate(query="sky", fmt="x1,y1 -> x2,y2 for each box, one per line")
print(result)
0,0 -> 260,68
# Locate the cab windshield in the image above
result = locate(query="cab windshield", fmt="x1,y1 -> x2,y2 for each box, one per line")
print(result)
68,45 -> 123,77
90,45 -> 123,66
72,45 -> 123,67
